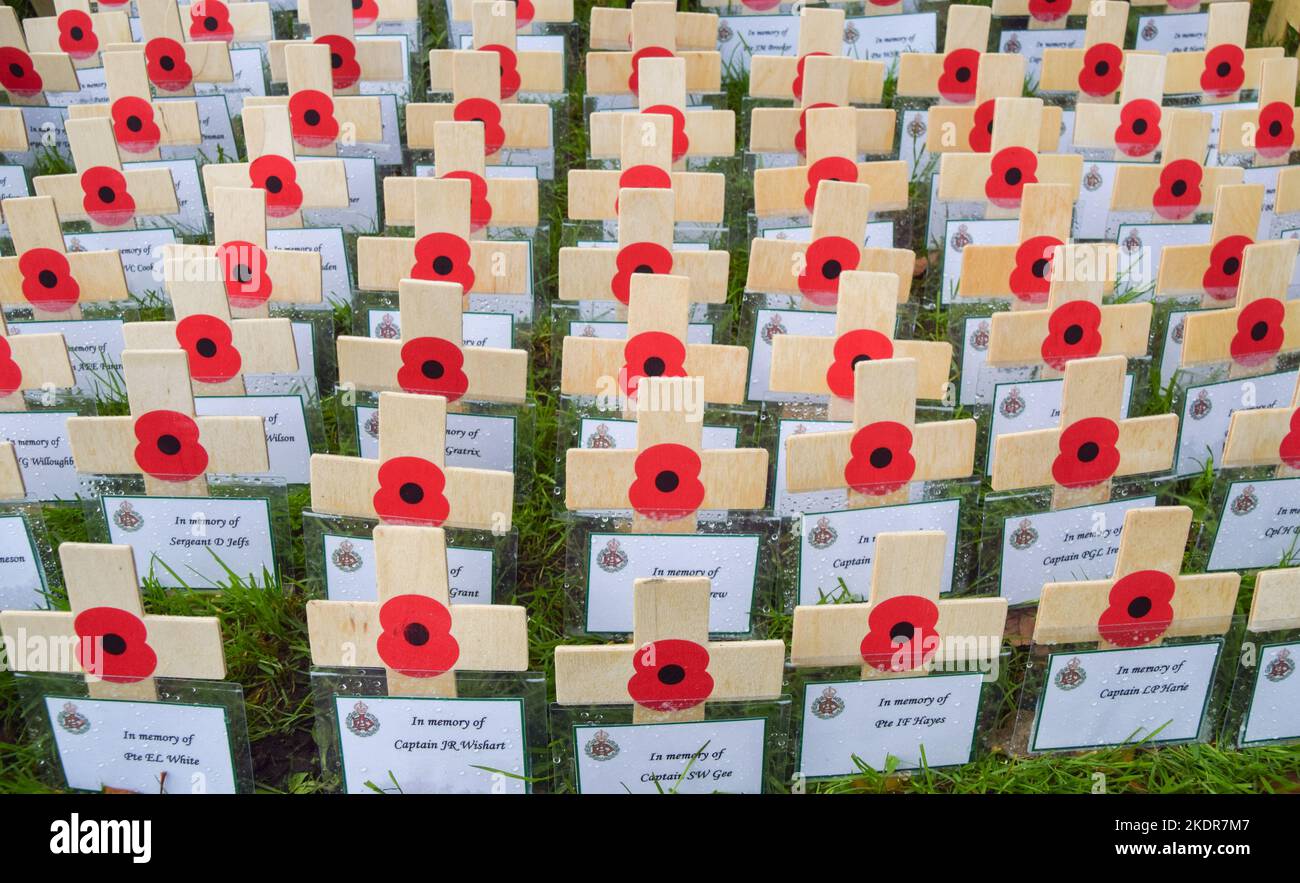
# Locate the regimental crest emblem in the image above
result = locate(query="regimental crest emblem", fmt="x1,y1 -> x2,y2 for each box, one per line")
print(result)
1189,388 -> 1213,421
1054,657 -> 1086,691
67,238 -> 87,253
968,319 -> 990,352
1009,518 -> 1038,551
999,386 -> 1026,419
584,729 -> 620,761
760,313 -> 788,345
1083,165 -> 1104,192
949,223 -> 973,252
112,501 -> 144,533
1265,649 -> 1296,683
807,516 -> 838,550
1122,228 -> 1143,253
1141,20 -> 1157,42
843,22 -> 860,44
579,324 -> 597,337
345,701 -> 380,737
1003,34 -> 1021,55
906,116 -> 927,140
716,21 -> 733,43
596,538 -> 628,574
1171,317 -> 1186,345
810,686 -> 846,720
1230,484 -> 1258,517
586,423 -> 616,449
56,702 -> 90,735
331,539 -> 363,573
363,411 -> 380,440
375,313 -> 401,340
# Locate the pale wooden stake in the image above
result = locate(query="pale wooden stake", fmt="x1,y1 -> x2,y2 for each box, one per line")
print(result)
0,311 -> 75,413
1222,372 -> 1300,479
1247,568 -> 1300,633
1156,184 -> 1264,304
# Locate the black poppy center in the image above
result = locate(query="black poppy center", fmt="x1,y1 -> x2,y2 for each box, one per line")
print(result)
1250,320 -> 1270,342
204,16 -> 218,31
955,66 -> 971,84
657,664 -> 686,685
403,622 -> 430,646
1170,179 -> 1188,198
353,0 -> 363,8
1004,167 -> 1022,187
331,53 -> 343,69
97,186 -> 116,204
421,359 -> 445,380
1270,121 -> 1284,138
1131,118 -> 1148,136
70,26 -> 84,40
432,255 -> 454,275
264,175 -> 283,194
633,263 -> 654,274
160,55 -> 175,72
869,446 -> 892,469
1076,441 -> 1100,463
233,263 -> 253,284
1063,324 -> 1084,346
1094,60 -> 1110,77
1223,256 -> 1240,276
1216,61 -> 1231,78
102,633 -> 128,656
8,63 -> 24,78
195,338 -> 218,359
156,434 -> 182,456
643,356 -> 665,376
1127,596 -> 1153,619
890,621 -> 915,642
1032,258 -> 1050,279
304,109 -> 321,126
38,269 -> 58,289
399,482 -> 424,504
654,470 -> 679,493
126,115 -> 143,133
821,259 -> 843,281
851,354 -> 872,370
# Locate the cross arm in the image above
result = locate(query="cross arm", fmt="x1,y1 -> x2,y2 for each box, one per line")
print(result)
587,109 -> 735,159
1110,166 -> 1243,213
122,318 -> 299,375
564,448 -> 768,510
34,168 -> 180,222
356,237 -> 531,294
5,332 -> 75,389
1183,304 -> 1300,366
201,160 -> 349,212
67,99 -> 202,148
785,420 -> 976,494
1034,573 -> 1241,644
1248,568 -> 1300,633
553,640 -> 785,705
405,103 -> 552,151
769,335 -> 951,400
163,243 -> 322,308
306,601 -> 528,671
556,247 -> 729,303
67,415 -> 270,475
986,303 -> 1152,366
336,336 -> 529,404
1222,407 -> 1293,467
384,176 -> 540,228
566,171 -> 725,224
748,108 -> 896,157
0,251 -> 128,306
990,414 -> 1178,491
790,597 -> 1009,667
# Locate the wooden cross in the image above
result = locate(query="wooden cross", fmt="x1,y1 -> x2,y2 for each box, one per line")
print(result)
1181,239 -> 1300,378
336,277 -> 528,404
0,442 -> 25,501
268,0 -> 406,97
990,355 -> 1178,509
306,524 -> 527,698
1217,57 -> 1299,168
784,358 -> 977,509
554,575 -> 785,723
936,98 -> 1083,220
120,0 -> 236,97
65,48 -> 201,162
895,4 -> 991,105
308,390 -> 514,531
748,55 -> 893,159
1071,53 -> 1168,161
20,0 -> 132,70
0,311 -> 75,413
1155,183 -> 1263,304
450,0 -> 572,30
753,106 -> 907,218
406,50 -> 551,156
564,376 -> 767,534
791,531 -> 1008,676
745,180 -> 914,305
429,1 -> 564,98
559,274 -> 749,406
356,176 -> 531,295
300,0 -> 418,36
767,270 -> 953,421
244,41 -> 382,157
568,112 -> 724,225
66,348 -> 269,497
33,117 -> 179,231
926,54 -> 1062,157
1037,1 -> 1130,104
585,0 -> 720,97
556,187 -> 729,305
1109,109 -> 1243,222
991,0 -> 1082,30
122,253 -> 297,396
0,195 -> 130,320
177,0 -> 274,46
0,5 -> 80,105
384,122 -> 540,231
0,542 -> 225,701
1222,371 -> 1300,478
748,7 -> 885,105
200,105 -> 350,228
586,56 -> 734,164
1247,567 -> 1300,633
1162,1 -> 1282,106
1034,506 -> 1239,647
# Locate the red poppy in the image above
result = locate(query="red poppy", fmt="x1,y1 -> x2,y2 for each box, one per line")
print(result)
1200,44 -> 1245,98
97,0 -> 130,5
352,0 -> 380,29
176,313 -> 242,384
1008,235 -> 1062,305
248,155 -> 303,218
937,48 -> 979,104
1278,409 -> 1300,469
797,236 -> 860,306
740,0 -> 782,9
189,0 -> 234,42
1096,569 -> 1175,647
132,409 -> 209,481
619,331 -> 688,398
628,45 -> 673,95
985,146 -> 1038,210
375,594 -> 460,676
1256,102 -> 1295,160
1078,42 -> 1123,97
110,96 -> 161,154
1229,297 -> 1287,368
0,338 -> 22,397
627,639 -> 714,711
57,10 -> 99,60
316,35 -> 361,91
372,456 -> 451,525
288,89 -> 340,149
18,248 -> 80,313
615,164 -> 671,212
80,166 -> 136,228
442,170 -> 492,231
610,241 -> 673,305
397,337 -> 469,400
410,232 -> 476,291
144,37 -> 193,93
859,594 -> 940,672
1151,158 -> 1202,221
0,47 -> 43,98
1114,99 -> 1162,158
1028,0 -> 1071,22
452,97 -> 506,156
516,0 -> 535,26
74,607 -> 157,683
216,240 -> 273,309
480,44 -> 521,100
627,443 -> 706,520
1201,235 -> 1252,302
1040,300 -> 1103,370
792,51 -> 829,101
803,156 -> 858,212
1051,416 -> 1121,488
844,421 -> 916,495
642,105 -> 689,162
793,101 -> 835,157
968,99 -> 995,153
825,329 -> 893,400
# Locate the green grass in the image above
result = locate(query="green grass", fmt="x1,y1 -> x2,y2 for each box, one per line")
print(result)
1,0 -> 1299,795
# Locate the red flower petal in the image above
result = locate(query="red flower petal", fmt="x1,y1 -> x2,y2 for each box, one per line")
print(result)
396,336 -> 470,401
611,242 -> 674,305
1151,159 -> 1203,221
372,456 -> 451,525
18,248 -> 80,313
937,48 -> 979,104
0,46 -> 44,97
352,0 -> 380,29
1278,409 -> 1300,469
1201,235 -> 1252,302
825,329 -> 893,400
515,0 -> 535,26
57,10 -> 99,60
845,421 -> 916,495
144,37 -> 193,92
628,443 -> 706,520
132,409 -> 209,481
453,97 -> 506,156
1201,44 -> 1245,98
0,338 -> 23,397
628,45 -> 673,95
626,639 -> 714,711
619,331 -> 688,398
1008,235 -> 1063,305
1229,297 -> 1287,368
794,101 -> 835,157
248,155 -> 303,218
217,240 -> 273,309
480,44 -> 521,100
189,0 -> 234,42
1028,0 -> 1072,22
315,35 -> 361,91
804,156 -> 859,212
642,105 -> 689,162
80,166 -> 137,228
442,170 -> 493,232
1256,102 -> 1296,159
1040,300 -> 1103,370
288,89 -> 340,149
1051,416 -> 1121,488
797,236 -> 860,306
860,595 -> 940,672
1078,42 -> 1123,98
74,607 -> 158,683
968,99 -> 995,153
376,594 -> 460,676
1097,570 -> 1175,647
1114,99 -> 1162,158
410,232 -> 476,291
985,146 -> 1039,210
792,51 -> 829,101
111,96 -> 161,154
175,314 -> 242,384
